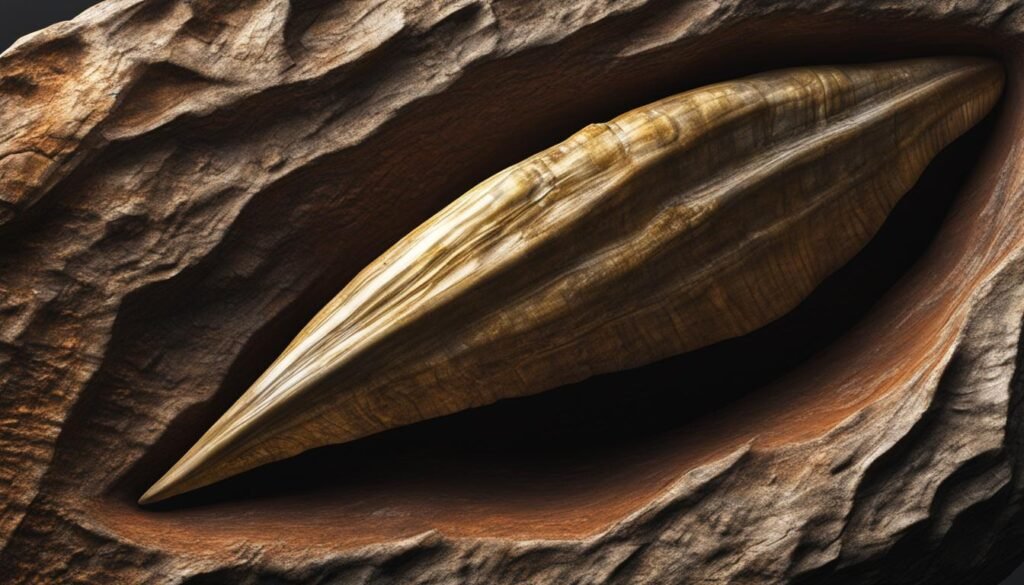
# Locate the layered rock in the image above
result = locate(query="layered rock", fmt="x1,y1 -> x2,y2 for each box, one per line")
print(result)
2,0 -> 1024,583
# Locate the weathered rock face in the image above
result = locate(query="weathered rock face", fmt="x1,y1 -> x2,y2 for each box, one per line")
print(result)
2,1 -> 1024,583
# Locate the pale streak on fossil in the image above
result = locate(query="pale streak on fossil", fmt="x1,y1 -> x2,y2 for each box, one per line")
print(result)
140,57 -> 1004,505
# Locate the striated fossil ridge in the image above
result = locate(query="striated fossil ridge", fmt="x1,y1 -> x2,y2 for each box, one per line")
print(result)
3,1 -> 1024,584
141,57 -> 1003,504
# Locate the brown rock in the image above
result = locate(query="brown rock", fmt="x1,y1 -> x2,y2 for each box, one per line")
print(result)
1,0 -> 1024,583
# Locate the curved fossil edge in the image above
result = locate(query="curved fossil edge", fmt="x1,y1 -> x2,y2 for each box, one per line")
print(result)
0,0 -> 1023,584
139,56 -> 1004,505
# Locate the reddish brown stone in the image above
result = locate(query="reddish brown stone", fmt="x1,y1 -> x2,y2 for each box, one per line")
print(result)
1,1 -> 1024,583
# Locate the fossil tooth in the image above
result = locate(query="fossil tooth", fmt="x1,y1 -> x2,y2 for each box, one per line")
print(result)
140,57 -> 1003,505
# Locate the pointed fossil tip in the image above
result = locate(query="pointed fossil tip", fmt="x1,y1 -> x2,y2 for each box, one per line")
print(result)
137,413 -> 268,505
138,473 -> 178,505
137,488 -> 159,506
137,444 -> 214,505
138,460 -> 211,505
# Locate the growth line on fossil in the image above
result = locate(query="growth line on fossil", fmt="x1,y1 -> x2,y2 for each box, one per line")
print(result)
140,56 -> 1004,505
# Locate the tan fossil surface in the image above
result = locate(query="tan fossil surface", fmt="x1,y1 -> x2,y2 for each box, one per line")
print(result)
3,1 -> 1024,584
140,57 -> 1003,504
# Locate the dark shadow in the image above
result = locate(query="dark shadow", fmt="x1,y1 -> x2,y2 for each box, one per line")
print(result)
0,0 -> 99,51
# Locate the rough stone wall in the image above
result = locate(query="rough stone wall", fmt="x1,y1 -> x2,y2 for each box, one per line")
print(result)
2,0 -> 1024,583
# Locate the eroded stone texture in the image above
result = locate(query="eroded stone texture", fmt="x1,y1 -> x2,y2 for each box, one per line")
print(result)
1,0 -> 1024,583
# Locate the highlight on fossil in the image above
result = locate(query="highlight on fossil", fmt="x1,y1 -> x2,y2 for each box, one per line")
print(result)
139,56 -> 1004,505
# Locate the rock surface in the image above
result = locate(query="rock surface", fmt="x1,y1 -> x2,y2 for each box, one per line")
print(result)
2,0 -> 1024,583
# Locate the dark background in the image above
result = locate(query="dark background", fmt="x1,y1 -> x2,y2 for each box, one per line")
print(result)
1,0 -> 103,51
2,2 -> 1023,584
